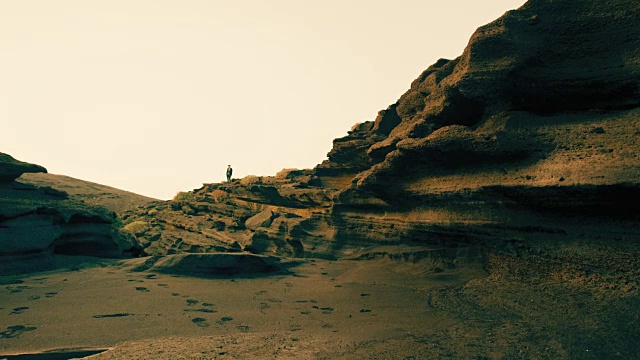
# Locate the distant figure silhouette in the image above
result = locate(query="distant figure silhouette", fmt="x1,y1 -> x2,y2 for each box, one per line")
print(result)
226,165 -> 233,183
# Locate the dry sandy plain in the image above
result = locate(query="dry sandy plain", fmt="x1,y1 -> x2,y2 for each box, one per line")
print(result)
1,251 -> 489,359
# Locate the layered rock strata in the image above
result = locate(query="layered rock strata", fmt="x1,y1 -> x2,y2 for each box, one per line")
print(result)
114,3 -> 640,319
4,0 -> 638,355
0,153 -> 138,273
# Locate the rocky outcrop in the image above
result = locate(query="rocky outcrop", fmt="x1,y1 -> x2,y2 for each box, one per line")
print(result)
315,121 -> 385,176
120,171 -> 342,259
106,8 -> 640,357
123,253 -> 299,277
0,153 -> 46,183
244,210 -> 277,230
123,0 -> 640,265
113,9 -> 640,340
317,0 -> 640,304
330,0 -> 640,198
0,153 -> 139,273
1,1 -> 634,355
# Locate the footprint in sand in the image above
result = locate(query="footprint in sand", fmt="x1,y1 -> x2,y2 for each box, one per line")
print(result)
144,274 -> 157,279
27,295 -> 41,301
6,285 -> 32,293
0,279 -> 24,285
184,309 -> 217,313
0,325 -> 37,338
45,292 -> 58,298
236,325 -> 250,332
10,307 -> 29,315
259,303 -> 270,310
135,287 -> 150,292
157,284 -> 169,287
186,299 -> 199,306
267,298 -> 282,303
128,279 -> 144,283
191,318 -> 209,327
312,306 -> 334,314
92,313 -> 134,318
171,293 -> 181,297
216,317 -> 233,325
255,290 -> 267,296
202,303 -> 214,307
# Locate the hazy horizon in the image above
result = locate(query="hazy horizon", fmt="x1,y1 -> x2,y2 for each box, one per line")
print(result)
1,0 -> 526,200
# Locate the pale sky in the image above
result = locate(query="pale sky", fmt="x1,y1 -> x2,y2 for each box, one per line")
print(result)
1,0 -> 526,200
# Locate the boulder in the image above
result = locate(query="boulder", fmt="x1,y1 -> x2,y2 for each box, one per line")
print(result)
244,210 -> 277,230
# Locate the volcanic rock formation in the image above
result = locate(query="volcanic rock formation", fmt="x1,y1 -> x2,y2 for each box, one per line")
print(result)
0,153 -> 46,182
123,0 -> 639,267
114,6 -> 640,356
4,0 -> 640,356
0,153 -> 140,273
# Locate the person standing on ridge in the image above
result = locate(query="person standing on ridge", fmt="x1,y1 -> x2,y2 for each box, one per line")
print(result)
226,165 -> 233,183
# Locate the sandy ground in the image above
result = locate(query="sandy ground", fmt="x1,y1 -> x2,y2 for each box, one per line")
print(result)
0,256 -> 484,359
2,250 -> 638,359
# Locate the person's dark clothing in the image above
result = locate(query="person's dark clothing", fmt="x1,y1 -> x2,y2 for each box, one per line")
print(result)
226,167 -> 233,182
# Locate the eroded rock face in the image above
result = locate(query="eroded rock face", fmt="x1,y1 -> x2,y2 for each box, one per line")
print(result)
314,2 -> 640,310
0,153 -> 46,183
0,153 -> 137,273
315,121 -> 384,176
314,0 -> 640,311
2,1 -> 634,355
115,1 -> 640,307
121,171 -> 341,259
123,0 -> 640,268
318,0 -> 640,197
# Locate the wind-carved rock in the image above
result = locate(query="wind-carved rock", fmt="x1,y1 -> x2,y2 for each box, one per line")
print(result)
0,153 -> 46,183
119,1 -> 639,299
322,0 -> 640,203
0,153 -> 138,274
3,2 -> 633,354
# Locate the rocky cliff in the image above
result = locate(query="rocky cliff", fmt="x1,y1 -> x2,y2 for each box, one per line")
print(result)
124,0 -> 639,266
0,153 -> 140,273
323,0 -> 640,297
5,0 -> 640,355
114,2 -> 640,354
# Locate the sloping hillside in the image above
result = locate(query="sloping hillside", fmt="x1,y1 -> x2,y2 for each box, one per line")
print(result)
19,173 -> 158,214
